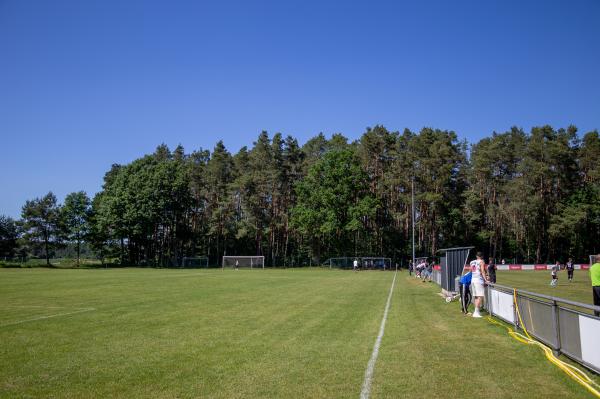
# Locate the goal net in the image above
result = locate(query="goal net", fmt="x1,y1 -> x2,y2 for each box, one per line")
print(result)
326,257 -> 392,270
222,256 -> 265,269
181,256 -> 209,268
361,257 -> 392,270
327,257 -> 355,269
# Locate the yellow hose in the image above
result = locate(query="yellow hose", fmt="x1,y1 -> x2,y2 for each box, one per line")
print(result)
485,288 -> 600,398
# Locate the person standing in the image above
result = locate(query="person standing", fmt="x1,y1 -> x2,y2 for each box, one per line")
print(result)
470,252 -> 489,318
591,255 -> 600,317
566,258 -> 574,282
550,262 -> 560,286
487,258 -> 497,284
422,261 -> 433,282
459,271 -> 473,315
353,258 -> 359,272
408,260 -> 413,276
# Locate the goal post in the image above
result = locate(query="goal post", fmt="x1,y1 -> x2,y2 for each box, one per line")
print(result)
222,256 -> 265,269
181,256 -> 209,268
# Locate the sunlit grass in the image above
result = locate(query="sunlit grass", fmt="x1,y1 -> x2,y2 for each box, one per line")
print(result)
496,270 -> 594,305
0,268 -> 596,398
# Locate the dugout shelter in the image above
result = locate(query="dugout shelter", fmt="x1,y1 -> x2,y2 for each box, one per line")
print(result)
438,247 -> 473,293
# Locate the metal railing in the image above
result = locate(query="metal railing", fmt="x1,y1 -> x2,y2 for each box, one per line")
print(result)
428,272 -> 600,374
432,269 -> 442,285
485,283 -> 600,374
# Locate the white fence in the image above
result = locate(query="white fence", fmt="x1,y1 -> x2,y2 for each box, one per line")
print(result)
431,269 -> 442,285
485,284 -> 600,374
430,269 -> 600,374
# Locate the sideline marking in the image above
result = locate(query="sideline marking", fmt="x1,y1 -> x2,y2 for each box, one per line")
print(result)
360,271 -> 397,399
0,308 -> 96,328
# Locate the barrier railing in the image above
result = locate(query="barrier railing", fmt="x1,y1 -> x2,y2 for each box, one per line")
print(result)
431,269 -> 442,285
485,283 -> 600,374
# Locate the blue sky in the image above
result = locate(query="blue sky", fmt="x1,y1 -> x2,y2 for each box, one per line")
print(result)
1,0 -> 599,218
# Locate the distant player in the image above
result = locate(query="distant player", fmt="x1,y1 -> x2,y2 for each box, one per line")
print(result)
550,262 -> 559,286
566,258 -> 574,282
235,260 -> 239,270
353,258 -> 358,272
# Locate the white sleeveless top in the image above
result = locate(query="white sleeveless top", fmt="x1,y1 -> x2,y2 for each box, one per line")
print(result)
470,260 -> 484,284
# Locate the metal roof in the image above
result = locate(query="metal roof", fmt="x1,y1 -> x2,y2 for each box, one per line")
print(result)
437,246 -> 475,253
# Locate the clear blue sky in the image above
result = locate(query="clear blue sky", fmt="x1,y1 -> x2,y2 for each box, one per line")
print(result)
1,0 -> 599,218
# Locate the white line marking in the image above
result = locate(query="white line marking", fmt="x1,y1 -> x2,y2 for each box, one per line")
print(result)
3,305 -> 66,309
360,271 -> 397,399
0,308 -> 96,328
161,273 -> 212,278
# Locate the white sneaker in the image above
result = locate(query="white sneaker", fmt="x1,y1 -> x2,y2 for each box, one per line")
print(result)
472,310 -> 482,318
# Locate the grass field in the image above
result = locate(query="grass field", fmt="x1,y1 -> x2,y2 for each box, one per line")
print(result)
0,258 -> 103,269
496,270 -> 594,305
1,268 -> 598,398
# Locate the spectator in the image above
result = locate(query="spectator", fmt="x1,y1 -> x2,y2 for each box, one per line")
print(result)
422,261 -> 433,283
591,254 -> 600,317
418,260 -> 426,278
487,258 -> 497,284
459,271 -> 472,315
470,252 -> 489,318
566,258 -> 574,282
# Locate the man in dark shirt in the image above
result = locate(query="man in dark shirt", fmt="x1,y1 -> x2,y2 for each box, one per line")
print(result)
487,259 -> 497,284
566,258 -> 574,282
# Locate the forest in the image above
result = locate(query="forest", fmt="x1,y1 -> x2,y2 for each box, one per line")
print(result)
1,125 -> 599,267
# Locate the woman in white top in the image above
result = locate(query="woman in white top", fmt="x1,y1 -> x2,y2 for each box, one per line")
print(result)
470,252 -> 489,318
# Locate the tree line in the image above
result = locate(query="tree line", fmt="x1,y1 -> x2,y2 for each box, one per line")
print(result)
1,125 -> 599,267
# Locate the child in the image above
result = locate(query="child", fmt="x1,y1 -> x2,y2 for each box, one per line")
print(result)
550,262 -> 559,286
459,271 -> 472,315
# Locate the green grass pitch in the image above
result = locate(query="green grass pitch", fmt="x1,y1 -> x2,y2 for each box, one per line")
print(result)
1,268 -> 597,398
496,270 -> 594,306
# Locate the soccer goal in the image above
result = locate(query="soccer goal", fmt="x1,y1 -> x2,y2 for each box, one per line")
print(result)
181,256 -> 209,268
326,257 -> 392,270
222,256 -> 265,269
361,257 -> 392,270
327,257 -> 356,269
